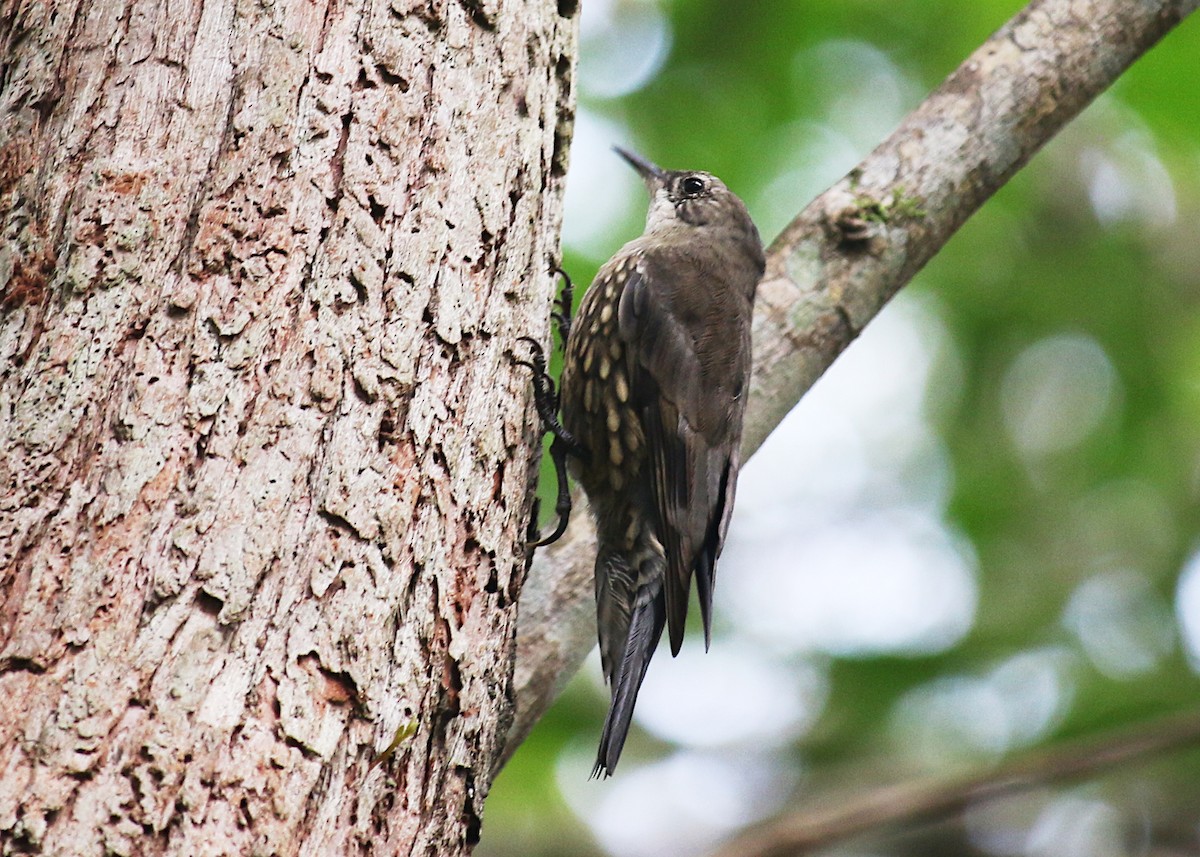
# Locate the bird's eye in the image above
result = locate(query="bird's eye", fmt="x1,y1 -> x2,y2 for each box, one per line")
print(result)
681,175 -> 706,196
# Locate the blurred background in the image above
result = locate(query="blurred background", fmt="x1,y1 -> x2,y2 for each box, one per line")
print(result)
484,1 -> 1200,854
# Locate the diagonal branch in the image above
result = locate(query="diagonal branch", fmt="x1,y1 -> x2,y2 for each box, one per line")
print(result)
502,0 -> 1200,771
709,708 -> 1200,857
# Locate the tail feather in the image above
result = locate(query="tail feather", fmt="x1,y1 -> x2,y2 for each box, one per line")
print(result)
695,551 -> 713,651
593,577 -> 666,777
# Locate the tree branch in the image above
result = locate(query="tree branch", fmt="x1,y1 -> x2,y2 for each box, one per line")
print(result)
504,0 -> 1199,768
709,708 -> 1200,857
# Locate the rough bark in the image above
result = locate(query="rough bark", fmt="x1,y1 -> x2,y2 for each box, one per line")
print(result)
0,0 -> 575,854
508,0 -> 1199,759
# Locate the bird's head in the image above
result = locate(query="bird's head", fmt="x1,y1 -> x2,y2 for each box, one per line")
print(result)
614,147 -> 759,243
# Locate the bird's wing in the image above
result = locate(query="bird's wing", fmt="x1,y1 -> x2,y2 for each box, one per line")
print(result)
617,255 -> 748,656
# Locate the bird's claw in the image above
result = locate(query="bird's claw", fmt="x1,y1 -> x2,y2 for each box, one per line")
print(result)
550,266 -> 574,348
512,332 -> 584,549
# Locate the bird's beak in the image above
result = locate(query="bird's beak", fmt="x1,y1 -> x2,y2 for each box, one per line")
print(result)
613,146 -> 665,188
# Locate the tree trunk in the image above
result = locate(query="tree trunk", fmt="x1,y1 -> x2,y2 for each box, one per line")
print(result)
0,0 -> 575,853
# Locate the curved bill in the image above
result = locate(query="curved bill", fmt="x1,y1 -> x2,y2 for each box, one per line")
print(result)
613,146 -> 665,184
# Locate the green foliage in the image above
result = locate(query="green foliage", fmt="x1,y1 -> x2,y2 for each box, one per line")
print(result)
493,3 -> 1200,855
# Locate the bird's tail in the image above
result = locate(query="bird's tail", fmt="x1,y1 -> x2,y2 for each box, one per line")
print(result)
593,543 -> 667,778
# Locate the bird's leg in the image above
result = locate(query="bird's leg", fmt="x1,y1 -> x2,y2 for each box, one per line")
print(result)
529,436 -> 573,547
513,336 -> 587,457
513,336 -> 588,547
550,266 -> 574,348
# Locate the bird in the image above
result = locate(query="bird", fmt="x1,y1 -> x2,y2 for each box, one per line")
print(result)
550,147 -> 765,776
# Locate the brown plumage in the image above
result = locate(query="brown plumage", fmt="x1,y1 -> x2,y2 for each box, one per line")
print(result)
558,149 -> 765,776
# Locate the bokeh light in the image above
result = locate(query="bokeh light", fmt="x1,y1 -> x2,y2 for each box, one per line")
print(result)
1175,548 -> 1200,671
1000,333 -> 1119,460
484,3 -> 1200,854
1063,571 -> 1175,679
558,749 -> 797,857
891,647 -> 1076,766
